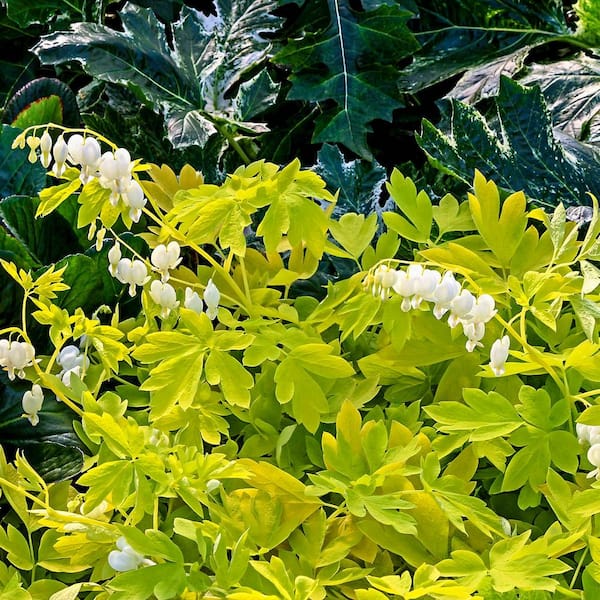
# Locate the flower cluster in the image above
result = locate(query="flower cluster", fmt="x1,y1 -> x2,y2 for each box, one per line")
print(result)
16,130 -> 147,223
577,424 -> 600,479
364,263 -> 509,373
107,240 -> 221,320
108,537 -> 155,572
0,339 -> 36,380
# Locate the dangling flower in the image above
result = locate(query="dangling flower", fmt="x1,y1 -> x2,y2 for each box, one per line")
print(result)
115,258 -> 149,296
26,136 -> 40,163
108,537 -> 155,572
371,264 -> 397,299
108,242 -> 122,277
151,242 -> 182,282
431,271 -> 461,319
577,424 -> 600,446
98,147 -> 134,202
392,264 -> 424,311
22,384 -> 44,426
448,289 -> 475,328
204,279 -> 220,319
123,180 -> 146,223
0,340 -> 36,380
52,134 -> 69,176
67,134 -> 85,164
149,280 -> 179,318
95,227 -> 106,252
184,287 -> 203,314
587,443 -> 600,479
463,321 -> 485,352
489,335 -> 510,376
39,130 -> 53,168
470,294 -> 496,324
411,268 -> 441,309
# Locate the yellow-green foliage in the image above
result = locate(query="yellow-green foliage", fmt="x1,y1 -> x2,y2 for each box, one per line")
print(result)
1,127 -> 600,598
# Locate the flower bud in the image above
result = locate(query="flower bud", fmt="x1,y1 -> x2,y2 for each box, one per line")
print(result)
204,279 -> 220,319
489,335 -> 510,376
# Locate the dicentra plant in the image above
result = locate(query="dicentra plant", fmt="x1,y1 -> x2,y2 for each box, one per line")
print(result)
0,125 -> 599,598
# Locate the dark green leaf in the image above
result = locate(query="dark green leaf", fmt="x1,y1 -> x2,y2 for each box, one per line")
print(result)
314,143 -> 387,217
47,249 -> 126,315
519,54 -> 600,143
276,0 -> 418,159
34,2 -> 281,148
4,78 -> 80,128
0,125 -> 47,198
0,374 -> 83,482
0,228 -> 36,327
0,195 -> 83,264
3,0 -> 86,27
417,77 -> 600,208
398,0 -> 568,93
450,47 -> 531,104
20,443 -> 84,482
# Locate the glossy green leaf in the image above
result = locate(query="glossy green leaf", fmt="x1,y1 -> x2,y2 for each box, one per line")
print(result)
0,195 -> 83,264
398,0 -> 568,94
314,143 -> 387,217
0,125 -> 46,199
276,0 -> 418,159
418,77 -> 600,208
3,0 -> 88,27
33,2 -> 280,149
4,78 -> 80,128
519,54 -> 600,144
0,375 -> 84,482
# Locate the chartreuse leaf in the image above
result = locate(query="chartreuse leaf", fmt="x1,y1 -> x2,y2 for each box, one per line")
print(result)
365,565 -> 475,598
219,460 -> 321,550
77,460 -> 134,511
426,388 -> 522,441
383,169 -> 432,243
170,160 -> 335,263
488,532 -> 569,593
432,193 -> 475,237
34,2 -> 281,149
468,171 -> 528,267
419,242 -> 504,291
438,531 -> 569,594
142,163 -> 204,213
275,0 -> 418,159
274,343 -> 353,432
36,174 -> 82,218
134,310 -> 254,418
329,213 -> 378,260
0,525 -> 33,570
502,387 -> 579,494
109,563 -> 186,599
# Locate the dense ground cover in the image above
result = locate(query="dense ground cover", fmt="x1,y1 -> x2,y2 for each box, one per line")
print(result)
0,0 -> 599,598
